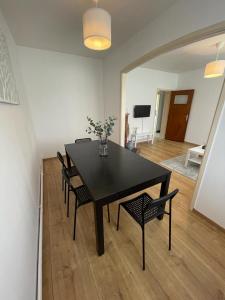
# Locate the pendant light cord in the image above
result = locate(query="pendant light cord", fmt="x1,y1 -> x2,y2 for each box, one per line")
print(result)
93,0 -> 98,8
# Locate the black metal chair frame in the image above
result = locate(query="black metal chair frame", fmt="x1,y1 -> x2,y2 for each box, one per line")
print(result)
75,138 -> 92,144
63,168 -> 111,240
116,189 -> 179,270
57,151 -> 67,189
57,151 -> 78,204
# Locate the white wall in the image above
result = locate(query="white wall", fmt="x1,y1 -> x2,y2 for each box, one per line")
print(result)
177,68 -> 224,145
0,10 -> 40,300
18,46 -> 104,158
194,97 -> 225,229
126,67 -> 178,135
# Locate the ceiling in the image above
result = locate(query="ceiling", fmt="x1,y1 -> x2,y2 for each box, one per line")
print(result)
0,0 -> 177,58
142,34 -> 225,73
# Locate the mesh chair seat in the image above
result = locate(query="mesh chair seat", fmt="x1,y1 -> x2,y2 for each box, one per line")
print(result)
121,193 -> 164,226
74,185 -> 92,207
71,184 -> 110,240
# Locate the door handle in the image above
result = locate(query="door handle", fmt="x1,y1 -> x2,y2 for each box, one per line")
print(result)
186,114 -> 189,122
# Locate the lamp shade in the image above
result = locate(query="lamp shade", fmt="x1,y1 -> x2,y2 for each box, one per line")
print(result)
83,8 -> 111,51
204,60 -> 225,78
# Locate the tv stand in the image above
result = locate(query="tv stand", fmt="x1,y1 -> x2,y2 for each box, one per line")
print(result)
134,131 -> 153,147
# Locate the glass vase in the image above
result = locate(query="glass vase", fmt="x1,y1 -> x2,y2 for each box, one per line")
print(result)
99,138 -> 108,157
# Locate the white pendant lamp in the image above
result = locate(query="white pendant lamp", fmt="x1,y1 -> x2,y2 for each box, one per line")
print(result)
83,0 -> 111,51
204,42 -> 225,78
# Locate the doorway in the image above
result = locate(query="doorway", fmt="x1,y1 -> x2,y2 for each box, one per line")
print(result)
120,30 -> 225,212
153,90 -> 171,140
153,91 -> 165,139
154,89 -> 195,142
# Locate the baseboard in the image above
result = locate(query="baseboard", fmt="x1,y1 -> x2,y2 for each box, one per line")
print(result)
193,209 -> 225,233
184,139 -> 199,146
36,164 -> 43,300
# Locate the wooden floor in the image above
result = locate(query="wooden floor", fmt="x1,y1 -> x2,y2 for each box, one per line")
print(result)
43,139 -> 225,300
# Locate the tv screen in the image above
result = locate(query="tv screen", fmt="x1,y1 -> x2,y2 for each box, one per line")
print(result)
134,105 -> 151,118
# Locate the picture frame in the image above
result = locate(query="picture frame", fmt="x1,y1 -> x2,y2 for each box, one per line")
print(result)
0,30 -> 19,105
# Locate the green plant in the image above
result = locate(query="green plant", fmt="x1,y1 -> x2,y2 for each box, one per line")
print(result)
86,116 -> 116,142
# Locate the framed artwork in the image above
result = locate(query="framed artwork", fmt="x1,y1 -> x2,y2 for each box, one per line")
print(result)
0,31 -> 19,104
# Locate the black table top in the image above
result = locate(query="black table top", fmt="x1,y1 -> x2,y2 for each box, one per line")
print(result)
65,140 -> 171,203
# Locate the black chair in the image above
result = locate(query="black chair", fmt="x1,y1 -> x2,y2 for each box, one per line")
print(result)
63,168 -> 110,240
64,139 -> 92,167
57,151 -> 79,203
75,138 -> 92,143
116,189 -> 179,270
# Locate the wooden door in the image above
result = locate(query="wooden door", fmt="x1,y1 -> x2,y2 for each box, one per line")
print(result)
165,89 -> 194,142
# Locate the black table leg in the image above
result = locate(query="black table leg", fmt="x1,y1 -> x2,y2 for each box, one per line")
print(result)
94,202 -> 104,256
158,173 -> 171,220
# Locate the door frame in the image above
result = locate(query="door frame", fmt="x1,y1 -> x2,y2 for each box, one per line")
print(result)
120,21 -> 225,211
153,89 -> 171,140
152,90 -> 161,141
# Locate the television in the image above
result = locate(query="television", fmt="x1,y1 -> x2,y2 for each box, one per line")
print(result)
133,105 -> 151,118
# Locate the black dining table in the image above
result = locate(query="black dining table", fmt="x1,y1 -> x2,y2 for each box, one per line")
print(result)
65,140 -> 171,256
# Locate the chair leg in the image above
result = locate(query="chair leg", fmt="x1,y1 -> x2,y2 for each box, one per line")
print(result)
169,200 -> 172,251
116,204 -> 121,231
142,226 -> 145,271
73,198 -> 78,240
67,187 -> 70,218
64,181 -> 67,204
107,204 -> 110,223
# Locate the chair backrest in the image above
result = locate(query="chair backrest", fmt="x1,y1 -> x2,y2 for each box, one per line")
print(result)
62,167 -> 69,184
144,189 -> 179,221
62,168 -> 76,191
75,138 -> 92,144
57,151 -> 67,169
